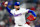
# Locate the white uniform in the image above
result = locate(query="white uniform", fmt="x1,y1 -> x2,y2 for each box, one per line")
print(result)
10,8 -> 31,27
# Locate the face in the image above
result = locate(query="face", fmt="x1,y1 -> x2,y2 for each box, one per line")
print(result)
14,5 -> 20,10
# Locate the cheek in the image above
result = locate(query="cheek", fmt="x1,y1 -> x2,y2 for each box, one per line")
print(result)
18,6 -> 20,8
14,6 -> 20,8
14,6 -> 17,8
17,6 -> 20,8
16,6 -> 19,8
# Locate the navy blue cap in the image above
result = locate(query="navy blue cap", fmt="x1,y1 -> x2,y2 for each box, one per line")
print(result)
14,2 -> 20,6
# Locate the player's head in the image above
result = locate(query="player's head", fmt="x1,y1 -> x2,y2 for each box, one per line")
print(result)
14,2 -> 20,10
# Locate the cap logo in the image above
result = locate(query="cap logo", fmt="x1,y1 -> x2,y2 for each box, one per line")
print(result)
17,2 -> 19,4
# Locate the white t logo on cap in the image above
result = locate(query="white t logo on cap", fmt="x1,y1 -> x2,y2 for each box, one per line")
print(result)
17,2 -> 19,4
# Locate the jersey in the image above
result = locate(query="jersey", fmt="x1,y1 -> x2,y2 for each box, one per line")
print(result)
10,8 -> 29,25
6,7 -> 37,25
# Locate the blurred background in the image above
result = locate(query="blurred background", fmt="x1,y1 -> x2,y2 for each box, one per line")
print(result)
0,0 -> 40,27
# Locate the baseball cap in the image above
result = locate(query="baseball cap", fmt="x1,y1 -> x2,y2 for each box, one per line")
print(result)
14,2 -> 20,6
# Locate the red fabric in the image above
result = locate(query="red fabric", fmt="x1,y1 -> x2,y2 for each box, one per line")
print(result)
25,22 -> 30,25
31,7 -> 35,11
9,18 -> 12,22
27,15 -> 35,21
2,2 -> 5,5
0,25 -> 1,27
0,7 -> 2,10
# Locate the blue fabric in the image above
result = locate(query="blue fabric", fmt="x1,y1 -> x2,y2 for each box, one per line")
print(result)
35,25 -> 40,27
6,7 -> 13,15
14,2 -> 20,5
28,10 -> 37,17
6,7 -> 37,17
8,3 -> 12,5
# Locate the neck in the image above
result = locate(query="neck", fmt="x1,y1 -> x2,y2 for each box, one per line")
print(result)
16,8 -> 19,11
16,9 -> 18,11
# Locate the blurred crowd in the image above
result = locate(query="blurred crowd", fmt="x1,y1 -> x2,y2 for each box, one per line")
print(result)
0,0 -> 40,27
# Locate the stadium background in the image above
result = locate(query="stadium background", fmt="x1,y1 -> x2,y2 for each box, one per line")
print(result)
0,0 -> 40,27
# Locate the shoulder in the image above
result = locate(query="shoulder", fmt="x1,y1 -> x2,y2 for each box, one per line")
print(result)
20,8 -> 29,11
26,9 -> 30,11
20,8 -> 26,10
10,9 -> 15,13
11,9 -> 15,11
